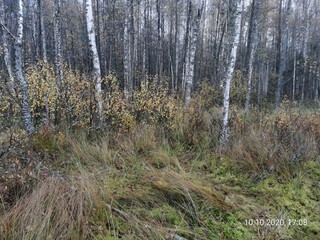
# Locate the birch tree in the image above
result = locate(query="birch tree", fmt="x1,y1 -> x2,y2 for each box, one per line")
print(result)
0,0 -> 15,95
15,0 -> 34,133
123,0 -> 133,99
220,0 -> 243,145
183,0 -> 204,106
85,0 -> 103,124
54,0 -> 63,121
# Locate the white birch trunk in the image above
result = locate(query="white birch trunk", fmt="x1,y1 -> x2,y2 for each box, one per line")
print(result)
184,1 -> 203,106
85,0 -> 103,124
15,0 -> 34,133
123,0 -> 132,99
54,0 -> 63,123
181,1 -> 192,94
0,0 -> 15,95
220,0 -> 243,145
54,0 -> 63,87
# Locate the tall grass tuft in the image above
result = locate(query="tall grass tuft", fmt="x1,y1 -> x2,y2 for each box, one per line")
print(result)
0,175 -> 102,240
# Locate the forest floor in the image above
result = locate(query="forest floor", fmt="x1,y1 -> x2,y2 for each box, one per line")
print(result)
0,105 -> 319,240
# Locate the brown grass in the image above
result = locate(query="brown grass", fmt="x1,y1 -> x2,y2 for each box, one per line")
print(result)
225,107 -> 319,179
0,175 -> 100,240
0,103 -> 319,239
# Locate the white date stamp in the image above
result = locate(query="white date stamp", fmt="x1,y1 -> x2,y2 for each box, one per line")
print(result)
244,219 -> 308,227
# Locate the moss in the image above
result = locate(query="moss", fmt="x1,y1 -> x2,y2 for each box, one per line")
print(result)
149,204 -> 186,226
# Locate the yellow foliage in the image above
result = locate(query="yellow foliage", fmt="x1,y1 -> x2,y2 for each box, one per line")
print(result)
1,64 -> 225,135
25,62 -> 92,127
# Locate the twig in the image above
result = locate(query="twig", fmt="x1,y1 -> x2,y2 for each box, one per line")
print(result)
0,22 -> 18,42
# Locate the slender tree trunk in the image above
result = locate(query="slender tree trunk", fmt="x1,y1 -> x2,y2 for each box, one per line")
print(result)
220,0 -> 243,145
95,0 -> 102,75
216,19 -> 226,86
315,45 -> 320,100
301,0 -> 310,101
38,0 -> 47,62
314,70 -> 319,101
275,0 -> 291,108
169,4 -> 174,90
142,0 -> 148,81
245,0 -> 259,112
130,0 -> 135,89
54,0 -> 63,122
211,3 -> 220,84
174,0 -> 180,91
0,1 -> 15,95
38,0 -> 50,119
184,1 -> 204,106
155,0 -> 163,80
38,2 -> 47,59
30,0 -> 39,62
15,0 -> 34,133
85,0 -> 103,124
123,0 -> 133,99
245,40 -> 256,112
181,0 -> 192,93
293,49 -> 296,101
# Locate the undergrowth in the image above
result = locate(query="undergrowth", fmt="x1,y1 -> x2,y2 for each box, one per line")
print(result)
0,98 -> 319,239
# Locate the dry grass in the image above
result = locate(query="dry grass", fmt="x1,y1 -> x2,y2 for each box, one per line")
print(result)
0,104 -> 319,239
149,170 -> 232,212
225,107 -> 320,179
0,175 -> 100,240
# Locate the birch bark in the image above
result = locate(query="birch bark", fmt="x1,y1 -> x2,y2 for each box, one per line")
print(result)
15,0 -> 34,133
0,0 -> 15,95
85,0 -> 103,124
54,0 -> 63,122
184,1 -> 204,106
123,0 -> 133,99
220,0 -> 243,145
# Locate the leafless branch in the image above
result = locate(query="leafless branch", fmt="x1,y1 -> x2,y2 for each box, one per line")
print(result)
0,21 -> 18,41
